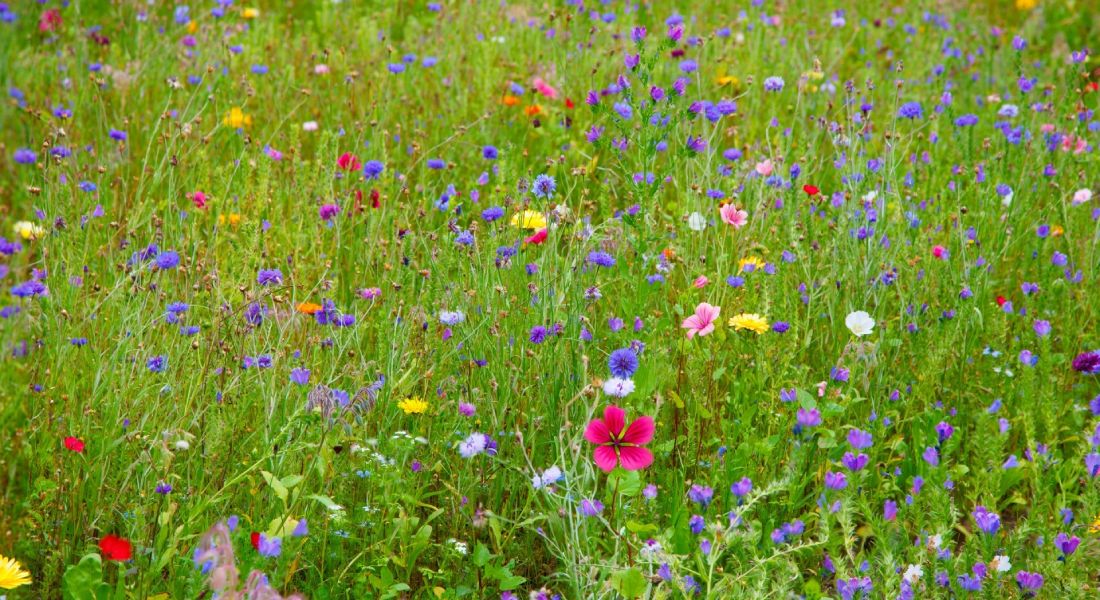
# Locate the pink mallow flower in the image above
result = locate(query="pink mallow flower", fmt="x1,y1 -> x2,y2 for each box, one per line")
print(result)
719,204 -> 748,228
584,405 -> 654,472
681,302 -> 720,338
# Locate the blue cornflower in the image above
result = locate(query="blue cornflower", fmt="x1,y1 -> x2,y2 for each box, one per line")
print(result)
608,348 -> 639,378
532,174 -> 556,199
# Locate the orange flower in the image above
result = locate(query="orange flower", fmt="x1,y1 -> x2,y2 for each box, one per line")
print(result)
501,95 -> 519,106
525,104 -> 542,117
296,302 -> 322,315
662,248 -> 676,261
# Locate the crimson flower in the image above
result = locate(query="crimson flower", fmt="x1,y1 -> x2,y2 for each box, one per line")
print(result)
99,535 -> 132,561
250,531 -> 261,550
337,152 -> 361,171
802,184 -> 820,196
584,405 -> 654,472
63,436 -> 85,453
524,229 -> 548,245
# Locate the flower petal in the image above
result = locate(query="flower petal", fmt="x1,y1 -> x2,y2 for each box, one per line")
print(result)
621,416 -> 655,445
584,419 -> 611,445
593,445 -> 619,472
602,405 -> 626,437
618,446 -> 653,470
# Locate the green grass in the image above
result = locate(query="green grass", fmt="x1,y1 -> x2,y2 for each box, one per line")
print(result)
1,0 -> 1099,598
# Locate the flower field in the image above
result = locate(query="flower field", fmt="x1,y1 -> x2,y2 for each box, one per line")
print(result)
0,1 -> 1098,598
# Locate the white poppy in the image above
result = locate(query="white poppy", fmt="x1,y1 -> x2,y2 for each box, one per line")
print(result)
845,310 -> 876,337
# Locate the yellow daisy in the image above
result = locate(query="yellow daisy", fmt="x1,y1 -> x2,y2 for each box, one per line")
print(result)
223,107 -> 253,129
398,396 -> 429,415
13,221 -> 45,241
510,210 -> 547,231
728,313 -> 770,335
0,554 -> 32,590
738,256 -> 766,273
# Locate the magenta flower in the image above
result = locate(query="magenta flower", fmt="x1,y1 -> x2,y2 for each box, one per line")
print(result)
584,405 -> 654,472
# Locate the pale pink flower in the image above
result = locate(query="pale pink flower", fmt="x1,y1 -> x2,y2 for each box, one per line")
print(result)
533,77 -> 559,99
1072,188 -> 1092,205
693,275 -> 709,288
719,204 -> 748,228
681,302 -> 720,338
755,159 -> 774,177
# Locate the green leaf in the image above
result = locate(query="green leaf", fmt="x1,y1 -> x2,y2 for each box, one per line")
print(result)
62,553 -> 111,600
308,494 -> 343,512
471,543 -> 493,567
626,520 -> 658,534
797,388 -> 817,410
608,469 -> 642,497
610,568 -> 647,598
711,366 -> 727,381
261,471 -> 289,503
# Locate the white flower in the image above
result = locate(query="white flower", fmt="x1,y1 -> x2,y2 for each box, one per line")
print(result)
174,440 -> 190,451
1072,188 -> 1093,205
602,377 -> 635,398
687,212 -> 707,231
13,221 -> 45,241
458,433 -> 487,458
927,534 -> 942,550
845,310 -> 876,337
990,555 -> 1012,572
903,564 -> 923,583
302,120 -> 318,131
532,465 -> 563,490
1001,191 -> 1013,207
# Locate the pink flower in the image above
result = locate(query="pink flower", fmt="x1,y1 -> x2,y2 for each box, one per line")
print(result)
932,245 -> 947,259
719,204 -> 748,228
692,275 -> 709,288
754,159 -> 773,177
190,191 -> 208,209
337,152 -> 361,171
681,302 -> 720,338
532,77 -> 559,99
584,405 -> 654,472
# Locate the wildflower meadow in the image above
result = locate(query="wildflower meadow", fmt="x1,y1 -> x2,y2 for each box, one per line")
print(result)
2,1 -> 1100,598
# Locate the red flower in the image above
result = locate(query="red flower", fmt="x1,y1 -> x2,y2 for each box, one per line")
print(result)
524,229 -> 548,245
99,535 -> 132,561
802,184 -> 820,197
250,531 -> 261,550
64,436 -> 85,453
584,405 -> 655,472
995,296 -> 1007,307
565,98 -> 575,109
39,9 -> 62,32
370,189 -> 381,209
337,152 -> 361,171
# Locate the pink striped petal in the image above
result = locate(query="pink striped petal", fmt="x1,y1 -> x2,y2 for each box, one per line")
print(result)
584,419 -> 611,445
593,446 -> 619,472
621,416 -> 655,445
618,446 -> 653,471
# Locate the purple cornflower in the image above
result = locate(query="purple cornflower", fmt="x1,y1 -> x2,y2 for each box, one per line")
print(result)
257,269 -> 283,286
763,76 -> 785,91
1071,351 -> 1100,374
608,348 -> 638,378
687,484 -> 714,508
529,325 -> 548,344
587,251 -> 616,267
154,251 -> 180,270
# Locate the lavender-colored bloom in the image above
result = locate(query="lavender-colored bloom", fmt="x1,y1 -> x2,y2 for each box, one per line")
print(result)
973,506 -> 1000,535
763,76 -> 785,92
257,534 -> 282,558
848,428 -> 873,449
884,499 -> 897,521
13,148 -> 36,164
290,368 -> 310,385
147,355 -> 167,373
532,174 -> 556,198
1054,533 -> 1080,555
578,498 -> 604,517
898,102 -> 923,119
154,250 -> 180,270
824,471 -> 848,490
257,269 -> 283,286
587,251 -> 615,267
730,477 -> 752,498
687,484 -> 714,508
1015,571 -> 1043,592
362,160 -> 385,179
797,408 -> 822,428
1033,320 -> 1051,337
529,325 -> 548,344
613,101 -> 632,120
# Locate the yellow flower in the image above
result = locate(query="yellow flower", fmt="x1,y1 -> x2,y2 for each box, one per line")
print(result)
716,75 -> 739,87
1015,0 -> 1038,9
223,107 -> 253,129
241,7 -> 260,19
510,210 -> 547,231
186,20 -> 198,34
728,313 -> 770,334
738,256 -> 766,273
218,213 -> 242,227
1091,513 -> 1100,534
398,396 -> 429,415
13,221 -> 45,241
1051,225 -> 1064,237
0,554 -> 32,590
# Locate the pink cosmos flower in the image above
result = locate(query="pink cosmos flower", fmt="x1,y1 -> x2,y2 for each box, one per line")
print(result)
755,159 -> 774,177
532,77 -> 559,99
719,204 -> 748,228
584,405 -> 654,472
681,302 -> 720,338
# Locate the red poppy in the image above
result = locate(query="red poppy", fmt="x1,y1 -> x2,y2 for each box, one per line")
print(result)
802,184 -> 820,197
995,296 -> 1007,307
564,98 -> 575,109
336,152 -> 361,171
524,229 -> 548,245
64,436 -> 85,453
1087,82 -> 1099,93
99,535 -> 132,561
250,531 -> 261,550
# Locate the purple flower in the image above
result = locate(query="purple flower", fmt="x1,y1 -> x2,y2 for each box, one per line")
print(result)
257,269 -> 283,286
884,499 -> 897,521
973,506 -> 1000,535
687,484 -> 714,508
608,348 -> 638,378
1054,533 -> 1080,556
1015,571 -> 1043,592
290,368 -> 310,385
1071,351 -> 1100,374
319,203 -> 340,220
824,471 -> 848,490
763,76 -> 785,92
1033,320 -> 1051,337
578,498 -> 604,517
257,534 -> 282,558
13,148 -> 36,164
730,477 -> 752,498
